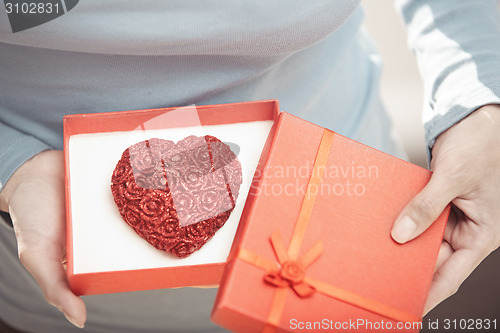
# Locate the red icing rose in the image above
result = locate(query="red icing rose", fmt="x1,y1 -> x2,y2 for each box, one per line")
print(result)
111,135 -> 242,258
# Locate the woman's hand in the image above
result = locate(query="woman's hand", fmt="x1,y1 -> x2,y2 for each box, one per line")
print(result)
0,150 -> 86,328
391,104 -> 500,314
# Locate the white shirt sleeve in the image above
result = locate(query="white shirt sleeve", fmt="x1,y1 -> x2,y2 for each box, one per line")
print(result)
395,0 -> 500,158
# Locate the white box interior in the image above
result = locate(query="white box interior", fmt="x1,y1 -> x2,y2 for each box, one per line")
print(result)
69,120 -> 273,274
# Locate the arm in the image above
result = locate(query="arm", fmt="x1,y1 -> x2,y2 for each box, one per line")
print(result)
0,120 -> 50,191
392,0 -> 500,313
395,0 -> 500,157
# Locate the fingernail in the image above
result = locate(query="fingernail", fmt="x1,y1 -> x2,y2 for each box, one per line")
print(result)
392,216 -> 417,244
64,312 -> 84,329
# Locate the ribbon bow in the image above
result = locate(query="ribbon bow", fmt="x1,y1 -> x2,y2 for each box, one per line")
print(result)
263,231 -> 323,298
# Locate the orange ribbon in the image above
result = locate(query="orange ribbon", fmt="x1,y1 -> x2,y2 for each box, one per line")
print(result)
263,231 -> 323,298
236,129 -> 421,332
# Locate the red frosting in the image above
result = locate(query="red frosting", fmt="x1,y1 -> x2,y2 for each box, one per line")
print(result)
111,136 -> 242,258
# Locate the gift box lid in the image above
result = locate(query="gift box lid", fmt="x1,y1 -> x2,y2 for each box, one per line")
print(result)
212,111 -> 449,333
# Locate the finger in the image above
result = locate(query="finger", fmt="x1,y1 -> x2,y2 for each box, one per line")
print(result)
443,206 -> 459,242
434,240 -> 454,273
424,247 -> 484,315
391,174 -> 458,244
433,208 -> 460,272
18,244 -> 87,328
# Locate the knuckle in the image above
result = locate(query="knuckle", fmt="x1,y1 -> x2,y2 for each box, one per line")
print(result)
17,248 -> 29,267
448,285 -> 460,298
412,196 -> 440,222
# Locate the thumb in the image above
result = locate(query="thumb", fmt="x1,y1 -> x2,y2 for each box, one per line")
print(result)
391,173 -> 456,244
18,243 -> 87,328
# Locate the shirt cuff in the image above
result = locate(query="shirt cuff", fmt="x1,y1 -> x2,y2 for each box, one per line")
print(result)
0,124 -> 51,192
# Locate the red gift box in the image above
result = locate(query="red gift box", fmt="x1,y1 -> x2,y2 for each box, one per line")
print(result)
212,112 -> 450,332
63,100 -> 279,295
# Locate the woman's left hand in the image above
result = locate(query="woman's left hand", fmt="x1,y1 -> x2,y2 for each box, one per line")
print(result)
391,104 -> 500,314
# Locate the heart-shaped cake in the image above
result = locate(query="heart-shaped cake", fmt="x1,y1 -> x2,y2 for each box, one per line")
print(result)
111,135 -> 242,258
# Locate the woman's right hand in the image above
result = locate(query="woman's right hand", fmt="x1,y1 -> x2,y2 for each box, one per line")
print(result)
0,150 -> 86,328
